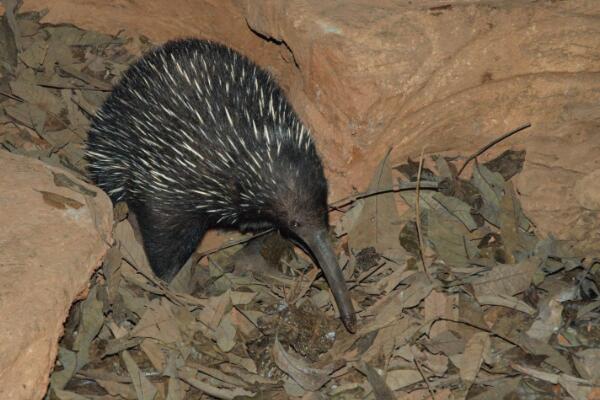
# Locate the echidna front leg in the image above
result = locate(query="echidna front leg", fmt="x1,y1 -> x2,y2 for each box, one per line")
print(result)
130,201 -> 207,282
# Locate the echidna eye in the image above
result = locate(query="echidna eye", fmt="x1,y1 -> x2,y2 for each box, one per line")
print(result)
290,220 -> 300,228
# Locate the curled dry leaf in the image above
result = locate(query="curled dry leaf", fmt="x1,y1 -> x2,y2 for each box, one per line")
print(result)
272,337 -> 341,391
179,367 -> 255,399
122,350 -> 158,400
357,361 -> 395,400
476,293 -> 536,315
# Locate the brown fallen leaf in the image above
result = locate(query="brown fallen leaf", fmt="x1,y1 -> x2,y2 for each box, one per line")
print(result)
272,336 -> 341,391
96,379 -> 137,399
113,219 -> 154,278
72,286 -> 104,368
215,313 -> 237,352
356,361 -> 395,400
476,293 -> 536,315
348,149 -> 402,254
122,350 -> 158,400
141,339 -> 167,372
130,298 -> 183,344
178,367 -> 255,399
385,369 -> 423,391
472,257 -> 541,297
10,78 -> 65,115
455,332 -> 490,393
166,376 -> 186,400
197,289 -> 232,331
526,298 -> 564,342
574,348 -> 600,384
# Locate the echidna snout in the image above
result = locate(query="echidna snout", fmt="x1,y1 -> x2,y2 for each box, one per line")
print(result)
86,38 -> 356,332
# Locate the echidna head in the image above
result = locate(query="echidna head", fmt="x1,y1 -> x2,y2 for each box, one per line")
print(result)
258,163 -> 357,333
231,136 -> 357,332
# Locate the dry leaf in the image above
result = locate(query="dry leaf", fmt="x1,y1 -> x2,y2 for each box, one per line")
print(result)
424,290 -> 459,338
197,289 -> 232,331
5,102 -> 47,133
113,219 -> 154,277
472,258 -> 540,297
385,369 -> 423,391
476,293 -> 536,315
141,339 -> 167,372
122,350 -> 158,400
179,368 -> 254,399
357,362 -> 395,400
272,337 -> 339,391
49,347 -> 77,391
166,376 -> 186,400
10,78 -> 65,115
456,332 -> 490,392
433,192 -> 478,231
526,299 -> 563,342
348,150 -> 402,254
574,349 -> 600,384
72,286 -> 104,368
130,298 -> 182,344
215,313 -> 237,352
471,163 -> 504,226
96,379 -> 137,399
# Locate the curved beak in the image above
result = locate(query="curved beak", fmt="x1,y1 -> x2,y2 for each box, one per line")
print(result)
298,229 -> 356,333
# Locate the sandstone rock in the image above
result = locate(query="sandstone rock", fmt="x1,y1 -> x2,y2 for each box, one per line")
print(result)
20,0 -> 600,252
0,151 -> 112,400
574,169 -> 600,211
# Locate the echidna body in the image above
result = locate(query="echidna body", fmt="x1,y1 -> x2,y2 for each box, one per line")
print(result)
86,39 -> 355,332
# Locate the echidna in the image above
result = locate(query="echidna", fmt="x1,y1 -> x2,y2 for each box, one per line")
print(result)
86,39 -> 355,332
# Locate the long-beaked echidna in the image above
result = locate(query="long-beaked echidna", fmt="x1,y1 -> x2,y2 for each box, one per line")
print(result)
86,38 -> 356,332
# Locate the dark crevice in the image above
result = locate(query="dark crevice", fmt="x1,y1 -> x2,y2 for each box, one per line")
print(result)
245,19 -> 300,70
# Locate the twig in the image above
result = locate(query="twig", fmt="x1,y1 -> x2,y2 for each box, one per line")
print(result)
456,123 -> 531,177
0,90 -> 24,102
196,179 -> 440,258
415,146 -> 432,282
329,181 -> 439,210
412,352 -> 435,400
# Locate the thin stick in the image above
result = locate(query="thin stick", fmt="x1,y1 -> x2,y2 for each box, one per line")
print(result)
415,146 -> 432,282
329,181 -> 439,210
413,355 -> 435,399
0,90 -> 23,102
456,123 -> 531,177
196,180 -> 440,258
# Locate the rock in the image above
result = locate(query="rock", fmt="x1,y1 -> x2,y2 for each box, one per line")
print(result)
0,151 -> 112,400
18,0 -> 600,253
574,169 -> 600,211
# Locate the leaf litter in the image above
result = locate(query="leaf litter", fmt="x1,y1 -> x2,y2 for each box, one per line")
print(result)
1,7 -> 599,400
